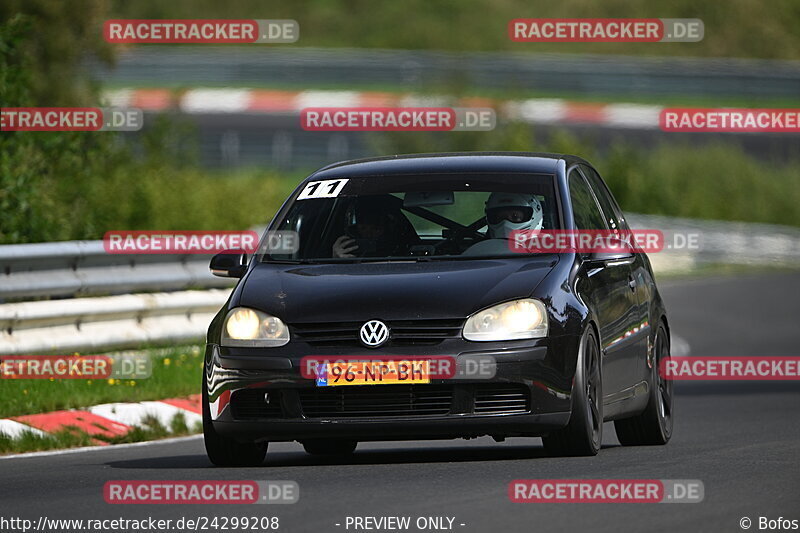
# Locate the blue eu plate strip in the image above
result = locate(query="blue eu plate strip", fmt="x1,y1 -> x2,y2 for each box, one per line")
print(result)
316,364 -> 328,386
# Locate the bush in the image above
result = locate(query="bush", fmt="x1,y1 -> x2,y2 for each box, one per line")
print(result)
1,11 -> 303,243
0,13 -> 130,243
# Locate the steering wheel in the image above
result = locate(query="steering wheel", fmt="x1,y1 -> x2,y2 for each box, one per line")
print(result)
434,225 -> 486,254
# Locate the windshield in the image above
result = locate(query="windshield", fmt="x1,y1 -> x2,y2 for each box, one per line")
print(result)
262,173 -> 559,262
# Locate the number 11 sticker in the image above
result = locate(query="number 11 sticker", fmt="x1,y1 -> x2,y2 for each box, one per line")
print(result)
297,179 -> 349,200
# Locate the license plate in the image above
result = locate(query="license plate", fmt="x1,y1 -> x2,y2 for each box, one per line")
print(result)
316,360 -> 431,386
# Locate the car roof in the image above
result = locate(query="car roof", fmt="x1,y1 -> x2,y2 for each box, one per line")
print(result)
307,152 -> 591,180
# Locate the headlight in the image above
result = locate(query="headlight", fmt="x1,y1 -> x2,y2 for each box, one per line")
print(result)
463,299 -> 548,341
221,307 -> 290,347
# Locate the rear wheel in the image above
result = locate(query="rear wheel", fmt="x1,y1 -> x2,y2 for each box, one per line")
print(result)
542,327 -> 603,456
203,388 -> 267,467
614,323 -> 673,446
302,439 -> 358,456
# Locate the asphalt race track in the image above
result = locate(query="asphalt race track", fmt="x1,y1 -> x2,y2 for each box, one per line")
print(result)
2,273 -> 799,533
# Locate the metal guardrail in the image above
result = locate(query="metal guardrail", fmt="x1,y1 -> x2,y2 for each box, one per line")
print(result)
93,47 -> 800,99
0,241 -> 233,301
1,215 -> 799,354
0,290 -> 228,355
0,242 -> 235,355
627,214 -> 800,273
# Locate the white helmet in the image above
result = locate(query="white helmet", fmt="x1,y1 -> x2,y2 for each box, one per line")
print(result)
485,192 -> 543,239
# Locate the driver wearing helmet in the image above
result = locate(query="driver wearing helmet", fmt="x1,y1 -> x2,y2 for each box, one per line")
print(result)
463,192 -> 544,255
332,196 -> 417,258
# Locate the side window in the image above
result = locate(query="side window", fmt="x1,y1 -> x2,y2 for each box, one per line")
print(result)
568,169 -> 607,230
581,165 -> 629,231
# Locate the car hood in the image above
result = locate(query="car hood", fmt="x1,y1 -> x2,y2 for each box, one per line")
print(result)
238,257 -> 558,323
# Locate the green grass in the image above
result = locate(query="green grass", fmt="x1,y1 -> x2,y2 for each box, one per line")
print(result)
0,346 -> 206,455
0,346 -> 205,419
0,428 -> 95,454
105,412 -> 202,445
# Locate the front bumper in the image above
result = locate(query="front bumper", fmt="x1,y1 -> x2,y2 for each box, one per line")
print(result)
213,413 -> 571,442
204,336 -> 578,442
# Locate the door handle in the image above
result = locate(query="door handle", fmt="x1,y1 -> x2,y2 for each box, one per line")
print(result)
628,275 -> 637,291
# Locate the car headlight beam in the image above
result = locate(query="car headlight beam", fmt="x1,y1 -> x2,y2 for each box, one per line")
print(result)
221,307 -> 290,347
463,298 -> 548,341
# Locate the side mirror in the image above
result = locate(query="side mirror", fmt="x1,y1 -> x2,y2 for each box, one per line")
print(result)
210,249 -> 248,278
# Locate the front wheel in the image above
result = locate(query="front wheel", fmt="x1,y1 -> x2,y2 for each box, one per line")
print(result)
542,327 -> 603,456
614,323 -> 673,446
203,388 -> 267,467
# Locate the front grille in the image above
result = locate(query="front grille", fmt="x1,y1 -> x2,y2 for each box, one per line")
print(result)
474,384 -> 530,414
298,385 -> 453,418
230,389 -> 283,420
291,318 -> 463,347
230,384 -> 531,420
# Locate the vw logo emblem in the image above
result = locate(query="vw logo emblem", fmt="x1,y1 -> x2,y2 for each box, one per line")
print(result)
360,320 -> 389,348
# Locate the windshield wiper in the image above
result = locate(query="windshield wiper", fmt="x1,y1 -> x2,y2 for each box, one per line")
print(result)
263,258 -> 323,264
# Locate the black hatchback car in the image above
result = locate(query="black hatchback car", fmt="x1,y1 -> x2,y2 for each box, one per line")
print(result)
203,152 -> 673,466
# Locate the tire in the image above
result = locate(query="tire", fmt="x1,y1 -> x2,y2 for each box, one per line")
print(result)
302,439 -> 358,456
203,388 -> 267,467
614,323 -> 673,446
542,327 -> 603,457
